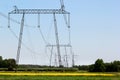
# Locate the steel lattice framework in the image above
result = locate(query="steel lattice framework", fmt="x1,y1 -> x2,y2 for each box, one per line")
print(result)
9,9 -> 70,14
8,0 -> 74,68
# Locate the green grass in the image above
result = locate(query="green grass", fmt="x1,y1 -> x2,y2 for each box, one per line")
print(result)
0,76 -> 120,80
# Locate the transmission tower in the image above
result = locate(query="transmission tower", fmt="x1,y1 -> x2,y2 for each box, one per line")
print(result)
8,0 -> 73,67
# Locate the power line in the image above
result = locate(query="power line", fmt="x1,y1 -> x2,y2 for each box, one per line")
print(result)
9,27 -> 42,56
0,12 -> 36,28
38,27 -> 48,45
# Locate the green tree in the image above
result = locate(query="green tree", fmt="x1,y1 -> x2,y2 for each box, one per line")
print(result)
0,56 -> 3,68
105,63 -> 112,72
89,64 -> 94,72
105,61 -> 120,72
112,61 -> 120,72
2,59 -> 9,68
94,59 -> 105,72
89,59 -> 106,72
2,59 -> 16,71
7,59 -> 16,71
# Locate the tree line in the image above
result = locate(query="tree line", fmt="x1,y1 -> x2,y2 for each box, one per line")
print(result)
0,55 -> 120,72
0,56 -> 16,71
74,59 -> 120,72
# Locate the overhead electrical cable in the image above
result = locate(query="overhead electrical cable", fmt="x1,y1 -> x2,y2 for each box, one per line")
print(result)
37,14 -> 51,60
8,27 -> 41,56
25,18 -> 38,65
0,12 -> 35,28
38,26 -> 48,45
0,11 -> 42,61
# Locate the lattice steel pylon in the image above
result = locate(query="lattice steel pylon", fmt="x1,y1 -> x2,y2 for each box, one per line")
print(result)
8,0 -> 72,67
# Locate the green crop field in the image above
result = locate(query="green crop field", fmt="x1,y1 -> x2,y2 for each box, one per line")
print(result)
0,76 -> 120,80
0,72 -> 120,80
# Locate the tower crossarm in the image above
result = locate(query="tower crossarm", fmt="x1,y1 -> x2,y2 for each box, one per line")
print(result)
9,9 -> 70,14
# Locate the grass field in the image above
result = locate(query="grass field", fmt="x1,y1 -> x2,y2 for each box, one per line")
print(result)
0,76 -> 120,80
0,72 -> 120,80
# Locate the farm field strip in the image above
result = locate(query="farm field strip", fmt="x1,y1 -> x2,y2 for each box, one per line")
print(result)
0,76 -> 120,80
0,72 -> 117,76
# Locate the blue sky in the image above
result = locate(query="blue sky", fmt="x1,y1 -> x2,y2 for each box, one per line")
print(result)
0,0 -> 120,66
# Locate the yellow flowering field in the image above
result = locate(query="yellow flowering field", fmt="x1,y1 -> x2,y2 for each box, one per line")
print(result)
0,72 -> 117,76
